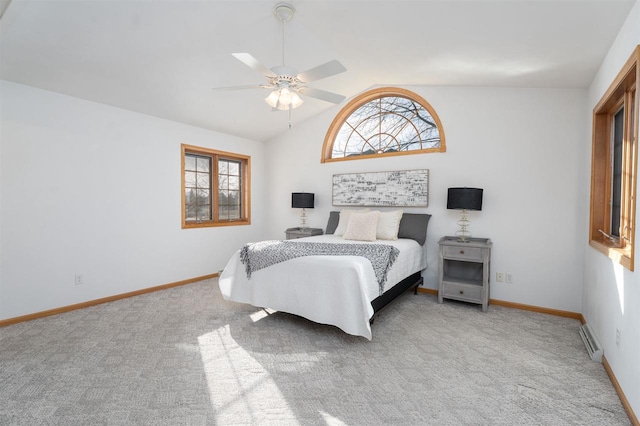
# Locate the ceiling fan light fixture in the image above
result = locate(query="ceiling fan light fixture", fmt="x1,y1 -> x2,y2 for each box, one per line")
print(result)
265,90 -> 280,108
290,92 -> 303,109
279,87 -> 293,105
265,88 -> 304,110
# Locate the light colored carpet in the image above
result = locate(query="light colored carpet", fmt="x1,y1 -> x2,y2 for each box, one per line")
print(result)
0,278 -> 630,425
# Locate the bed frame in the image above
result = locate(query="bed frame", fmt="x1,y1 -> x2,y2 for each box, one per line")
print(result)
370,271 -> 423,324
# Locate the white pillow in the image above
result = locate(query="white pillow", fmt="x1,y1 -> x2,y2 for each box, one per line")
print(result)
376,210 -> 403,240
334,208 -> 370,236
343,211 -> 380,242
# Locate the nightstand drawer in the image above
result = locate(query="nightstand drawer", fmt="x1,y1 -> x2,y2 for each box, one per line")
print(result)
442,282 -> 483,301
442,245 -> 483,261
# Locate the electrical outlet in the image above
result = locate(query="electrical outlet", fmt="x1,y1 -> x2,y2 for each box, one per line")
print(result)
505,273 -> 513,284
74,274 -> 83,285
496,272 -> 504,282
616,328 -> 621,348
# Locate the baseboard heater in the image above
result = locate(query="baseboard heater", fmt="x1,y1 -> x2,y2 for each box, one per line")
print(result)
579,323 -> 603,363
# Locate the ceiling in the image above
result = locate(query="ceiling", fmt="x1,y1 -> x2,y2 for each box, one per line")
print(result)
0,0 -> 635,142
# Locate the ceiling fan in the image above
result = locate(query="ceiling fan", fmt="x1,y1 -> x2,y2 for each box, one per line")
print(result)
213,2 -> 347,113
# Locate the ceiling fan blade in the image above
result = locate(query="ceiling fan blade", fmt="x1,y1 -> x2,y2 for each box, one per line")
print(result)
298,87 -> 345,104
212,84 -> 272,91
231,53 -> 276,78
297,60 -> 346,83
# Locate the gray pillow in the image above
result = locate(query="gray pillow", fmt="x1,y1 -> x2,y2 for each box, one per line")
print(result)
325,211 -> 340,234
397,213 -> 431,245
327,211 -> 430,244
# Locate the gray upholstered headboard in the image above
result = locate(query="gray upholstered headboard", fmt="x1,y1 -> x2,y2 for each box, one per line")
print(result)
325,211 -> 431,245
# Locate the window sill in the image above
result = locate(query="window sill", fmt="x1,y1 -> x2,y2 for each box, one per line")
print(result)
183,220 -> 250,229
589,239 -> 633,271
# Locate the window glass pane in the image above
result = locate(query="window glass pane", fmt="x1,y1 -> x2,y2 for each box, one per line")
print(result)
333,126 -> 351,157
185,155 -> 196,171
228,205 -> 240,220
219,206 -> 228,220
218,175 -> 228,190
196,172 -> 210,188
406,140 -> 423,151
197,189 -> 210,204
397,127 -> 420,149
219,190 -> 228,205
228,161 -> 240,175
228,190 -> 239,206
185,190 -> 196,220
197,204 -> 211,221
196,157 -> 210,172
218,160 -> 228,174
378,133 -> 397,153
341,129 -> 365,155
185,189 -> 196,205
185,171 -> 196,187
612,108 -> 624,237
228,176 -> 240,190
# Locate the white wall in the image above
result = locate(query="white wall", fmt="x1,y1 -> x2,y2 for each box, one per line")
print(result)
0,81 -> 266,320
583,0 -> 640,417
265,84 -> 586,313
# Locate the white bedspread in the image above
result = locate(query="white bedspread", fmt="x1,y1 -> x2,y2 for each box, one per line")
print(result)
218,235 -> 426,339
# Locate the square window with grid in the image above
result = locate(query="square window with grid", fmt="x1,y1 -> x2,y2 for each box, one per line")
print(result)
182,144 -> 250,228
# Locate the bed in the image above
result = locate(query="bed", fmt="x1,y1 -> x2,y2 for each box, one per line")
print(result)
218,211 -> 431,339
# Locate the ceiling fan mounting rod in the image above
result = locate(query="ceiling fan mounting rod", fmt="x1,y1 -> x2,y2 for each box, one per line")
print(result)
274,3 -> 295,68
281,15 -> 285,66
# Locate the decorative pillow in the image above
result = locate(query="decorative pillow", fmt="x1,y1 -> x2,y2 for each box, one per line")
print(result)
376,210 -> 403,240
334,208 -> 370,236
397,213 -> 432,245
343,211 -> 380,241
325,211 -> 340,234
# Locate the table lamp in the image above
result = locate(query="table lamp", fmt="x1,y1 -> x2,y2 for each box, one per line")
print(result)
447,187 -> 483,242
292,192 -> 314,230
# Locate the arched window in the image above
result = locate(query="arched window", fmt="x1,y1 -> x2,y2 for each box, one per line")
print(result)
321,87 -> 445,163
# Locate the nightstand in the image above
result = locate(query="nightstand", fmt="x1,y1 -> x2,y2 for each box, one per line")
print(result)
285,227 -> 323,240
438,236 -> 492,312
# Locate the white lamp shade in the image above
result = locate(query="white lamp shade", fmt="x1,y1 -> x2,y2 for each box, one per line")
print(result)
265,91 -> 280,108
279,88 -> 292,106
290,92 -> 303,108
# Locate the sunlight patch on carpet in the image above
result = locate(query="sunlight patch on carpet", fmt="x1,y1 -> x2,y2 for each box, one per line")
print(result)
198,325 -> 296,424
320,410 -> 350,425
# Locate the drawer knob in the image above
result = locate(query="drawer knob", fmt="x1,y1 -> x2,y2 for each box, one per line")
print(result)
459,250 -> 464,254
459,290 -> 464,295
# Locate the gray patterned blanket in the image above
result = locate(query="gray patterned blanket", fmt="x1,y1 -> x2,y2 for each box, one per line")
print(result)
239,241 -> 400,295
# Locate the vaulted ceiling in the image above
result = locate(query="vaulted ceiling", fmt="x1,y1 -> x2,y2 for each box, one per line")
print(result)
0,0 -> 635,142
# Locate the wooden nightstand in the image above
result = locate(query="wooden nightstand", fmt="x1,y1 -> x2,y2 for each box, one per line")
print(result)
285,227 -> 323,240
438,236 -> 492,312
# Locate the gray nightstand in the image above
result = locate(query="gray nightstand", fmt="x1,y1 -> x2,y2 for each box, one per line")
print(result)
285,227 -> 323,240
438,236 -> 492,312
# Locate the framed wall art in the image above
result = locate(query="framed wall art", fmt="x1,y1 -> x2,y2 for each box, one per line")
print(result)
332,169 -> 429,207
